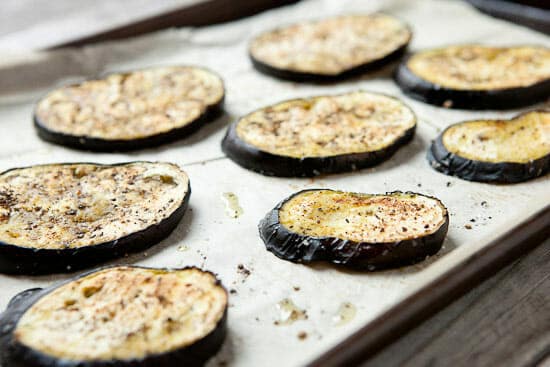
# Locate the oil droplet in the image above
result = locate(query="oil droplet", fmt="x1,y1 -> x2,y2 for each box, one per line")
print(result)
222,192 -> 243,218
177,244 -> 189,252
333,302 -> 356,326
275,298 -> 307,325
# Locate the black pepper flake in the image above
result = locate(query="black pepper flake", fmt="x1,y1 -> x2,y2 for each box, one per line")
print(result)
464,224 -> 472,230
237,264 -> 251,278
297,331 -> 308,340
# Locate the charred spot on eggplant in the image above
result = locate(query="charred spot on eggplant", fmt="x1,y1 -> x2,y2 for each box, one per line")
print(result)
259,189 -> 449,270
249,14 -> 412,81
222,91 -> 416,177
0,266 -> 228,367
0,162 -> 190,274
34,66 -> 225,151
395,45 -> 550,109
428,110 -> 550,183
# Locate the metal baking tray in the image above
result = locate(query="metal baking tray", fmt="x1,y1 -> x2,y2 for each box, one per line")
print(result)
0,0 -> 548,366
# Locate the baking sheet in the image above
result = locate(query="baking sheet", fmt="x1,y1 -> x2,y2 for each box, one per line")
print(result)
0,0 -> 549,366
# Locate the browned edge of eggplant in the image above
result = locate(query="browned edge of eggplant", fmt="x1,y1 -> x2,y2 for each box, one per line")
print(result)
33,67 -> 225,152
250,42 -> 409,83
394,54 -> 550,110
258,189 -> 449,270
221,94 -> 416,177
427,111 -> 550,183
0,162 -> 190,275
0,266 -> 227,367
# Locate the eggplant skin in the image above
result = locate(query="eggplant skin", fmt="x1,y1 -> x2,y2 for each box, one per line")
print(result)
394,55 -> 550,110
0,162 -> 190,275
34,99 -> 224,152
250,44 -> 408,83
0,266 -> 227,367
427,131 -> 550,184
258,190 -> 449,270
221,121 -> 415,177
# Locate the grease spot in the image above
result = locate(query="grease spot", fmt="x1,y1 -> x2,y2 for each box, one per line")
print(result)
275,298 -> 307,325
222,192 -> 243,218
333,302 -> 356,326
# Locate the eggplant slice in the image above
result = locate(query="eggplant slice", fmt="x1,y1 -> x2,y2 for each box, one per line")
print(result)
0,162 -> 190,274
259,189 -> 449,270
395,45 -> 550,109
249,14 -> 412,81
428,110 -> 550,183
0,266 -> 227,367
222,91 -> 416,177
34,66 -> 225,151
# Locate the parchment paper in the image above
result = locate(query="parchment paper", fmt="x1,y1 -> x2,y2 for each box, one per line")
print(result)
0,1 -> 548,366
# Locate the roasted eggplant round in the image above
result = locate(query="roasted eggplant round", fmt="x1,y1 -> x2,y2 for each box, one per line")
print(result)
0,162 -> 190,275
34,66 -> 225,151
249,14 -> 412,81
222,91 -> 416,177
259,189 -> 449,270
0,266 -> 228,367
395,45 -> 550,109
428,110 -> 550,183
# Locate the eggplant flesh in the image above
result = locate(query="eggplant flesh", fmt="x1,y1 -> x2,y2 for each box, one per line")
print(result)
0,266 -> 228,367
0,162 -> 190,275
428,110 -> 550,183
34,66 -> 225,151
259,189 -> 449,270
395,45 -> 550,109
249,14 -> 411,81
222,91 -> 416,177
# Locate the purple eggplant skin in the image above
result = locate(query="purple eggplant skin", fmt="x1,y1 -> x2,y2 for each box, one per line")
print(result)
427,129 -> 550,184
34,98 -> 224,152
250,42 -> 409,83
221,121 -> 416,177
394,55 -> 550,110
0,266 -> 227,367
0,162 -> 191,275
258,189 -> 449,270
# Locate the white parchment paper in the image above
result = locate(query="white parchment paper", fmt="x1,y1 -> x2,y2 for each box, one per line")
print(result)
0,1 -> 548,366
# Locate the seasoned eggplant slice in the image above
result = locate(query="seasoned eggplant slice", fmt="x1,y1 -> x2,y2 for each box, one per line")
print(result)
0,266 -> 228,367
395,45 -> 550,109
428,110 -> 550,183
222,91 -> 416,177
0,162 -> 190,274
34,66 -> 225,151
249,14 -> 412,81
259,190 -> 449,269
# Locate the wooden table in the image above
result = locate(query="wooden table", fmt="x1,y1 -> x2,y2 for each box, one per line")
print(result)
1,1 -> 548,366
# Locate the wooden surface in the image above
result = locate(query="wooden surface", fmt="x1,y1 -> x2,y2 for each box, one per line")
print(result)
363,239 -> 550,367
0,1 -> 549,366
